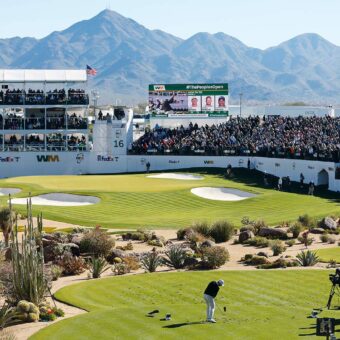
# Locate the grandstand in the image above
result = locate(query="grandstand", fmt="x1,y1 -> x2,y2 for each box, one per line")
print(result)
0,70 -> 339,192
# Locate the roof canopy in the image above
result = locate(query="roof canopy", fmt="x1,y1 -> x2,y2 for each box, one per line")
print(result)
0,69 -> 87,83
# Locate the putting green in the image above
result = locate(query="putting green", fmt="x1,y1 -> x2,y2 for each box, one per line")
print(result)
318,247 -> 340,263
31,271 -> 338,339
0,169 -> 339,229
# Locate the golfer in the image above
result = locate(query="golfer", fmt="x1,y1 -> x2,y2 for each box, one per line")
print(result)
203,279 -> 224,323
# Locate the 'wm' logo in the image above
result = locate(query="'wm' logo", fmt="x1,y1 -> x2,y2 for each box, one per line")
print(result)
36,155 -> 60,162
204,160 -> 214,164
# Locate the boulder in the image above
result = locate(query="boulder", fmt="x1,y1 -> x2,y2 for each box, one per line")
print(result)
183,257 -> 199,268
70,234 -> 83,246
258,227 -> 287,240
43,242 -> 79,262
239,226 -> 255,233
106,249 -> 126,264
42,237 -> 57,247
64,243 -> 80,257
257,251 -> 269,258
201,239 -> 216,248
320,217 -> 337,230
239,230 -> 254,243
309,228 -> 325,234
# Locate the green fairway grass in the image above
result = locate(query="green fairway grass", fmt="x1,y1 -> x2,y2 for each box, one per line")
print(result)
0,169 -> 339,229
318,247 -> 340,263
31,270 -> 339,340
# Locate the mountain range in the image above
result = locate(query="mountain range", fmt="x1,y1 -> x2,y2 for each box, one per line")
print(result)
0,9 -> 339,105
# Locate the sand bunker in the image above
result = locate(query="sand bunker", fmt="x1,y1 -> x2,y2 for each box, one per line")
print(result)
148,173 -> 203,180
0,188 -> 21,196
10,193 -> 100,206
191,187 -> 257,201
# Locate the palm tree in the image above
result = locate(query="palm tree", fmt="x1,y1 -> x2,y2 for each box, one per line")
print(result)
0,207 -> 15,247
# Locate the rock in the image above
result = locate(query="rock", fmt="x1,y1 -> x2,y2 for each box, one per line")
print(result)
64,243 -> 80,257
42,237 -> 57,247
320,217 -> 337,230
257,251 -> 268,258
43,243 -> 79,262
183,257 -> 199,268
106,249 -> 126,264
239,226 -> 255,233
309,228 -> 325,234
258,227 -> 287,240
201,239 -> 216,248
70,234 -> 83,246
239,231 -> 254,243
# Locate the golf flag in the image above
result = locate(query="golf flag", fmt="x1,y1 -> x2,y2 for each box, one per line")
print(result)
86,65 -> 97,76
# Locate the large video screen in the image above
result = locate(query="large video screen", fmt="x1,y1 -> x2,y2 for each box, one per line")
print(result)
148,83 -> 228,117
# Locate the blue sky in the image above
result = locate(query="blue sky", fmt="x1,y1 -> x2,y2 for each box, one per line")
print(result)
1,0 -> 339,48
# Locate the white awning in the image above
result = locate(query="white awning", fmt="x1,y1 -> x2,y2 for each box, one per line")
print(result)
0,69 -> 87,83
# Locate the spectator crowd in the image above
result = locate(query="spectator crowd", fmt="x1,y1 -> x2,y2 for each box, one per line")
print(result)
0,88 -> 89,105
130,116 -> 340,162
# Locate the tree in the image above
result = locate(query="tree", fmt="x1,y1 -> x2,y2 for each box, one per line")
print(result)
0,207 -> 15,247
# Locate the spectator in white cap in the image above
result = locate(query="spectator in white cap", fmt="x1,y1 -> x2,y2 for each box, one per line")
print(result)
203,279 -> 224,323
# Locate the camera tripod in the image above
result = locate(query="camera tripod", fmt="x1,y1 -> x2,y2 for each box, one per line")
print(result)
327,282 -> 340,309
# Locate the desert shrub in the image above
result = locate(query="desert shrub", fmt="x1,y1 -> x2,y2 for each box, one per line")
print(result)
15,300 -> 39,323
140,252 -> 163,273
112,263 -> 130,276
244,255 -> 269,266
176,228 -> 187,240
116,241 -> 134,251
79,227 -> 115,257
285,239 -> 296,247
90,257 -> 110,279
328,236 -> 336,244
147,237 -> 166,247
296,250 -> 319,267
57,253 -> 87,275
258,258 -> 299,269
269,240 -> 286,256
163,245 -> 187,269
72,227 -> 86,234
244,236 -> 269,248
191,221 -> 210,237
252,220 -> 267,235
298,235 -> 314,248
320,234 -> 330,243
242,254 -> 254,261
201,246 -> 229,269
50,265 -> 63,281
209,220 -> 235,243
298,214 -> 314,228
186,230 -> 206,244
122,232 -> 144,241
288,223 -> 304,238
328,259 -> 337,268
123,256 -> 140,271
241,216 -> 252,226
0,303 -> 17,329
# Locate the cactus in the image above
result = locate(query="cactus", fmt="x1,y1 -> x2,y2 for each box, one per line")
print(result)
10,196 -> 49,305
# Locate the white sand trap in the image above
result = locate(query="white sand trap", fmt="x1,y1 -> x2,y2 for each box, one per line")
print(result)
0,188 -> 21,196
191,187 -> 257,201
148,173 -> 204,180
10,193 -> 100,206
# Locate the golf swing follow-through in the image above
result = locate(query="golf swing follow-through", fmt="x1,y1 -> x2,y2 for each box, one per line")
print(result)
203,279 -> 225,323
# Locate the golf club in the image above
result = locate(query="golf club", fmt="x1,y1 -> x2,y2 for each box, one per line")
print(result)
216,303 -> 226,313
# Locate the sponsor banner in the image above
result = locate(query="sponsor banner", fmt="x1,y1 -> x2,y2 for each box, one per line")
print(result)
37,155 -> 60,162
0,156 -> 20,162
97,155 -> 119,162
148,83 -> 228,117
